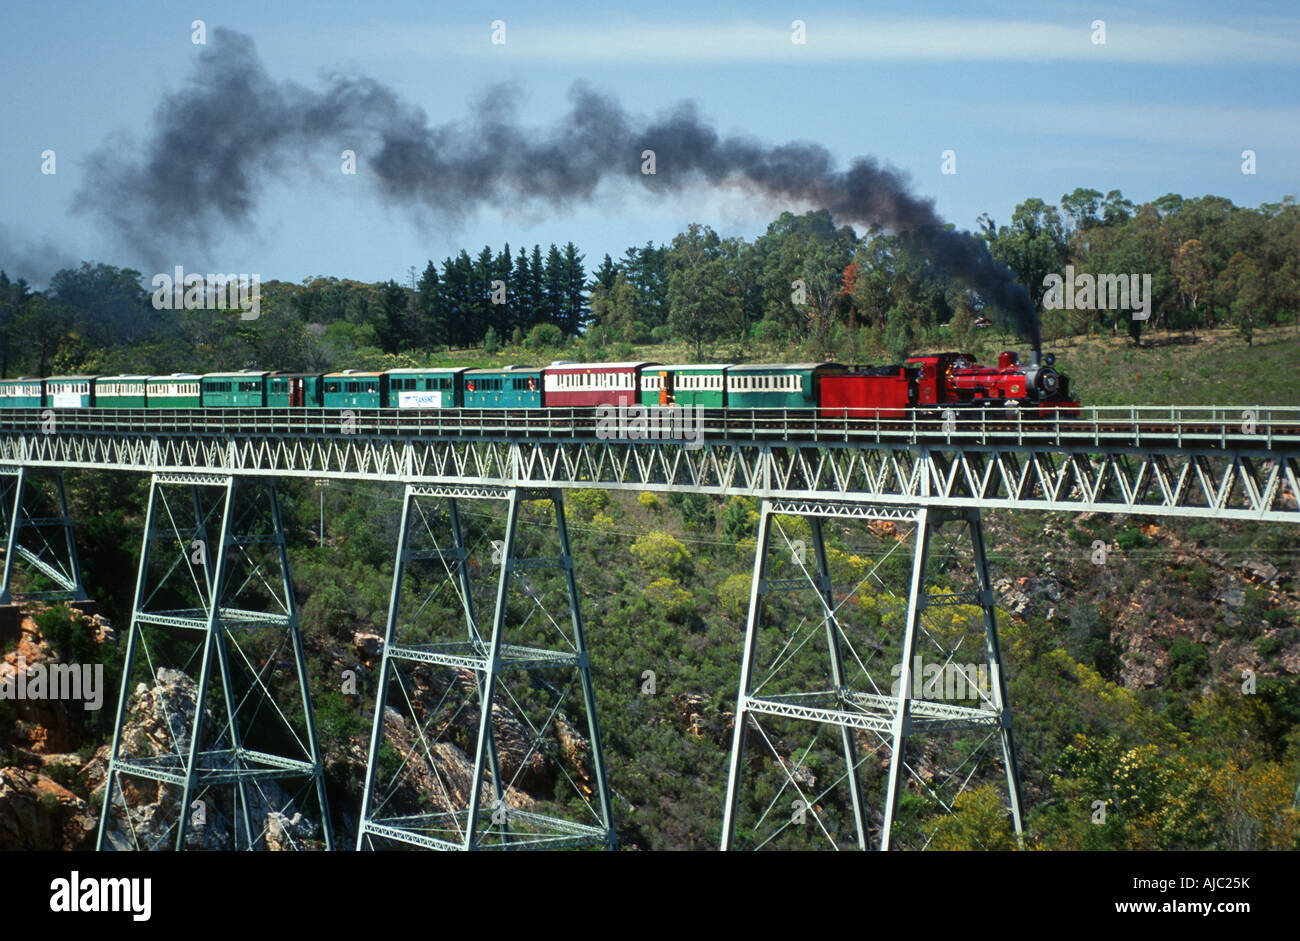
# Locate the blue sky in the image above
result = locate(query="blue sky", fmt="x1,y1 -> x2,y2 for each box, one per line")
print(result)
2,0 -> 1296,287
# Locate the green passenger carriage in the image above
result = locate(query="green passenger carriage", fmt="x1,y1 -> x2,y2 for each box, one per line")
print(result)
94,375 -> 149,408
147,374 -> 203,409
0,378 -> 45,408
323,370 -> 387,409
724,363 -> 841,409
202,371 -> 268,408
463,366 -> 543,408
639,365 -> 730,408
385,367 -> 466,409
44,375 -> 98,408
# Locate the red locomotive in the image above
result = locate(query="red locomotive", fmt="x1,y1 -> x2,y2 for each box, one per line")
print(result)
821,350 -> 1078,418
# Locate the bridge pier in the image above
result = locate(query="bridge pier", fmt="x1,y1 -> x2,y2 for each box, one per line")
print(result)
0,466 -> 86,604
356,485 -> 615,850
96,473 -> 333,851
720,500 -> 1023,850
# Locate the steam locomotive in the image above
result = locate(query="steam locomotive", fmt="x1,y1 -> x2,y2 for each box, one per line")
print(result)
0,349 -> 1077,416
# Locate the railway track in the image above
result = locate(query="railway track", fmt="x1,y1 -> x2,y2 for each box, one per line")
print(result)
0,406 -> 1297,449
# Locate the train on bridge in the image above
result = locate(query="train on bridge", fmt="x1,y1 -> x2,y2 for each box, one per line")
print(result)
0,349 -> 1077,416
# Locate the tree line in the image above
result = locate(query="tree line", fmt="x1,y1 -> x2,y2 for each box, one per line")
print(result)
1,190 -> 1296,378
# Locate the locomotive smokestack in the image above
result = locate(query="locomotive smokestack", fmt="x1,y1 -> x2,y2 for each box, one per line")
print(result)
1031,349 -> 1041,368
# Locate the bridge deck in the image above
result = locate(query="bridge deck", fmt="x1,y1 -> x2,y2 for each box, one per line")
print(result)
0,406 -> 1296,521
0,405 -> 1297,448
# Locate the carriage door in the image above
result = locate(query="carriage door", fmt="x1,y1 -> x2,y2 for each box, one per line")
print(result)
659,371 -> 671,407
291,378 -> 303,407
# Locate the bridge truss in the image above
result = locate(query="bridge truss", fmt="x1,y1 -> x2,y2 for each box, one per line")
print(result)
0,405 -> 1295,521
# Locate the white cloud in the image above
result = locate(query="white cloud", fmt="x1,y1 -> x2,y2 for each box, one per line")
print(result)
310,16 -> 1300,66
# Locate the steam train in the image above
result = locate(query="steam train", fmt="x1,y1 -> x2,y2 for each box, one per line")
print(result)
0,349 -> 1077,416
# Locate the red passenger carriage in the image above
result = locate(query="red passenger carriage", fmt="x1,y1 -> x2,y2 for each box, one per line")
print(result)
541,361 -> 658,408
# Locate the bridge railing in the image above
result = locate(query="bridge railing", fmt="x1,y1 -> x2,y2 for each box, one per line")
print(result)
0,405 -> 1296,448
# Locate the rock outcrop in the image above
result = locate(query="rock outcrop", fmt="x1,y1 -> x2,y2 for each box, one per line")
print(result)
90,668 -> 319,851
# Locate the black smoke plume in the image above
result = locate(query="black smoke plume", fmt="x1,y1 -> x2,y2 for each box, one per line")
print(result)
78,28 -> 1038,346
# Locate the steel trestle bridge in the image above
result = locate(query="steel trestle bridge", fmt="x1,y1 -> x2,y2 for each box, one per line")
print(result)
0,404 -> 1294,851
1,405 -> 1297,520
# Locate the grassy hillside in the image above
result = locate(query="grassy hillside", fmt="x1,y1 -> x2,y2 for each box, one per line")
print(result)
413,324 -> 1300,409
1045,326 -> 1300,408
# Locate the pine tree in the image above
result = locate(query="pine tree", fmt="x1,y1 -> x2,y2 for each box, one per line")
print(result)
471,245 -> 495,345
414,261 -> 444,349
440,252 -> 474,349
496,242 -> 514,337
591,253 -> 619,292
514,246 -> 534,332
530,246 -> 548,329
378,279 -> 410,353
561,242 -> 588,335
542,244 -> 565,330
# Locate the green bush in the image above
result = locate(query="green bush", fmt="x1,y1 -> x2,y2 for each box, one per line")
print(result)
34,607 -> 96,664
628,321 -> 653,344
668,492 -> 715,531
1254,634 -> 1284,657
1115,527 -> 1149,551
1168,637 -> 1209,689
629,532 -> 692,578
722,497 -> 757,542
717,573 -> 752,618
644,578 -> 695,623
752,318 -> 787,345
568,488 -> 611,521
526,323 -> 563,350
